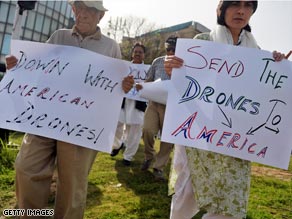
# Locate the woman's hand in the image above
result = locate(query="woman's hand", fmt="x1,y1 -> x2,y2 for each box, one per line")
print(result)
5,55 -> 18,70
164,55 -> 184,76
272,51 -> 286,62
122,75 -> 134,93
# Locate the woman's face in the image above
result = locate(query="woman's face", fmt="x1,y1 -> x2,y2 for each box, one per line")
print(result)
224,1 -> 254,32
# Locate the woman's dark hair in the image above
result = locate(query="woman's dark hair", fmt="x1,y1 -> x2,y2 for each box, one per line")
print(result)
217,1 -> 258,32
131,42 -> 146,53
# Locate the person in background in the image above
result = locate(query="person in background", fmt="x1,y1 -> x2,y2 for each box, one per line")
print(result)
5,1 -> 133,218
140,36 -> 177,181
111,43 -> 147,166
164,1 -> 286,219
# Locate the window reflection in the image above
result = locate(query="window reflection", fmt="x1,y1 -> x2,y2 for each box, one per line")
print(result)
0,2 -> 8,22
2,34 -> 11,55
0,1 -> 73,63
8,4 -> 16,24
43,18 -> 51,35
35,14 -> 44,32
26,11 -> 36,29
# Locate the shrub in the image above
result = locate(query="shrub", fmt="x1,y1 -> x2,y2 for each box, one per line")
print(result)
0,140 -> 18,174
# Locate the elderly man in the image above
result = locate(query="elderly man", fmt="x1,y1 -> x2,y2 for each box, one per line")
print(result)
5,1 -> 133,218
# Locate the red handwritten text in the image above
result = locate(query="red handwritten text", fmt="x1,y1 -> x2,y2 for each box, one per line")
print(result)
185,46 -> 245,78
171,112 -> 268,158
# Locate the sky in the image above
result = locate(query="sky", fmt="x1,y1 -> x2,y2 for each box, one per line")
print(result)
99,0 -> 292,61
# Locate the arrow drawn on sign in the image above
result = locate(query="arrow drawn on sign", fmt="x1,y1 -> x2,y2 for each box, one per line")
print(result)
246,122 -> 266,135
247,99 -> 285,135
265,126 -> 280,134
218,105 -> 232,128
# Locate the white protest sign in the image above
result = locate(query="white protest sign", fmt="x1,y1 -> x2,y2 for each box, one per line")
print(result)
139,79 -> 170,105
162,38 -> 292,169
124,63 -> 150,102
0,40 -> 130,153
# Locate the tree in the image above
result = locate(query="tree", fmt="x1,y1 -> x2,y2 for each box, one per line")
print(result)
107,16 -> 124,42
106,16 -> 157,42
105,16 -> 163,63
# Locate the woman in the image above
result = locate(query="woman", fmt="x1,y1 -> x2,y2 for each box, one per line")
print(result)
165,1 -> 285,219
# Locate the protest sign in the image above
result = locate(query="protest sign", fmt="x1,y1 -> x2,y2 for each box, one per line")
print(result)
124,63 -> 150,102
139,79 -> 170,105
0,40 -> 130,153
162,38 -> 292,169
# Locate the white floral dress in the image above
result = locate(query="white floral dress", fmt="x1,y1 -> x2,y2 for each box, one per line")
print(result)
186,147 -> 251,218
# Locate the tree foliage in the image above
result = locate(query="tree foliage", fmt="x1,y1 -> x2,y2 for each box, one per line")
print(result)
105,16 -> 164,63
106,15 -> 157,42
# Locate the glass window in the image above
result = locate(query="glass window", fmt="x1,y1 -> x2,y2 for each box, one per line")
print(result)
53,11 -> 59,20
54,1 -> 61,11
0,55 -> 6,63
0,34 -> 3,50
47,1 -> 54,9
0,23 -> 5,32
66,5 -> 72,18
0,2 -> 8,22
64,19 -> 69,27
6,24 -> 12,33
43,17 -> 51,35
2,34 -> 11,55
0,55 -> 4,64
37,3 -> 46,14
8,4 -> 16,24
26,11 -> 36,29
50,20 -> 58,34
23,29 -> 32,40
46,8 -> 53,17
41,35 -> 47,43
61,2 -> 67,15
33,32 -> 40,42
35,14 -> 44,32
59,15 -> 65,24
57,22 -> 63,30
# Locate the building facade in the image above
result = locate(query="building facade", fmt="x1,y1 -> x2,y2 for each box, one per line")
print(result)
121,21 -> 210,64
0,0 -> 74,67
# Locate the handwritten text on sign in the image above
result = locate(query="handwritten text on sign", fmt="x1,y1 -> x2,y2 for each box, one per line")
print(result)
0,40 -> 130,153
124,63 -> 150,102
162,39 -> 292,169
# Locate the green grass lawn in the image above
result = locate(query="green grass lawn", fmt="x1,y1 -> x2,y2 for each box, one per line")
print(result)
1,132 -> 292,219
